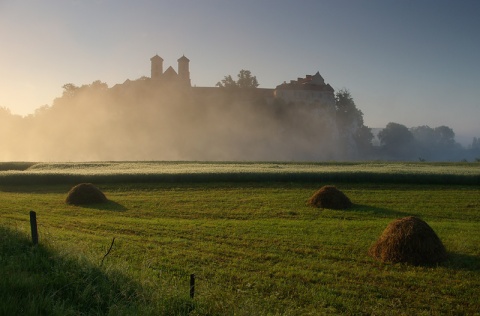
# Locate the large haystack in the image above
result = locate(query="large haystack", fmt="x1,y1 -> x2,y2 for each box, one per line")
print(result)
369,216 -> 447,265
66,183 -> 107,205
307,185 -> 352,210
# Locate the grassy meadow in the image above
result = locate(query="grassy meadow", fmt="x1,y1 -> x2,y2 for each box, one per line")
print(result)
1,161 -> 480,185
1,162 -> 479,315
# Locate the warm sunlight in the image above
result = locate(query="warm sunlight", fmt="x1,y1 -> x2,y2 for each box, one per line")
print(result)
0,0 -> 479,160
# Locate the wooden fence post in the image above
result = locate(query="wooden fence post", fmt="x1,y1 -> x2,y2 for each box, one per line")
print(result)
30,211 -> 38,245
190,274 -> 195,299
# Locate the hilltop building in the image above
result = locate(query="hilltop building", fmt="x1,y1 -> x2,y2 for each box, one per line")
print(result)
114,54 -> 336,109
274,72 -> 335,106
150,54 -> 191,86
148,54 -> 335,109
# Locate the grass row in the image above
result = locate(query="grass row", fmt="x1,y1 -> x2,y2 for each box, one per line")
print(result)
1,161 -> 479,185
1,181 -> 479,315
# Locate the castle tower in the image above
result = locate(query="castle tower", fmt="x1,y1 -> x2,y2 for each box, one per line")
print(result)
177,55 -> 191,86
150,55 -> 163,80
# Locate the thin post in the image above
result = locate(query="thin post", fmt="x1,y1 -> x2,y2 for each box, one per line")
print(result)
29,211 -> 38,245
190,274 -> 195,299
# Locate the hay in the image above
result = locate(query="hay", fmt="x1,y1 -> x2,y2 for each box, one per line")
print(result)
65,183 -> 107,205
369,216 -> 447,265
307,185 -> 352,209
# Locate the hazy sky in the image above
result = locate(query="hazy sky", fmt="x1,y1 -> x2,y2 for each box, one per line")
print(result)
1,0 -> 479,143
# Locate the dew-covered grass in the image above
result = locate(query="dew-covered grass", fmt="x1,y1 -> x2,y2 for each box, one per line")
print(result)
1,161 -> 479,185
1,176 -> 479,315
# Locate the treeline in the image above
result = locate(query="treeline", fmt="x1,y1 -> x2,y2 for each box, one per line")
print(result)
1,77 -> 479,162
373,123 -> 480,162
327,91 -> 480,162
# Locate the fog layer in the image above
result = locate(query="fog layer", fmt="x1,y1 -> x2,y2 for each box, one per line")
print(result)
1,80 -> 340,161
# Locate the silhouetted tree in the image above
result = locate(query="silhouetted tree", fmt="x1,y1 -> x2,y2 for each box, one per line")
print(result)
470,137 -> 480,150
335,89 -> 373,158
89,80 -> 109,91
0,106 -> 12,118
237,70 -> 259,88
410,125 -> 462,160
378,122 -> 414,159
216,75 -> 236,88
216,70 -> 259,88
411,125 -> 436,145
434,125 -> 455,147
61,83 -> 80,98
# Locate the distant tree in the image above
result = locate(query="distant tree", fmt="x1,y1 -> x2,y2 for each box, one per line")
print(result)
88,80 -> 108,91
33,104 -> 51,117
0,106 -> 12,118
470,137 -> 480,150
216,75 -> 237,88
379,122 -> 413,147
61,83 -> 80,98
355,125 -> 375,153
470,138 -> 480,162
216,69 -> 259,88
237,70 -> 259,88
411,125 -> 436,145
378,122 -> 414,159
334,89 -> 373,158
434,125 -> 455,147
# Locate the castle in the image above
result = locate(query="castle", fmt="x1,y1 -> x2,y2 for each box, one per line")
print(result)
150,54 -> 191,86
147,54 -> 336,107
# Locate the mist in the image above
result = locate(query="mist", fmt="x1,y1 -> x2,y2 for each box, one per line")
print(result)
2,76 -> 479,162
0,79 -> 340,162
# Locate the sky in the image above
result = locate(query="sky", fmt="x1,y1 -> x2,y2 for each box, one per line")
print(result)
1,0 -> 479,144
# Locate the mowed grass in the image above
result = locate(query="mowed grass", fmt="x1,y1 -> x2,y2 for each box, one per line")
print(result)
1,180 -> 479,315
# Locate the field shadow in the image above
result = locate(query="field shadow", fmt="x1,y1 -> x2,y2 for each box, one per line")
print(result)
0,226 -> 141,314
349,204 -> 412,218
443,252 -> 480,271
0,225 -> 194,315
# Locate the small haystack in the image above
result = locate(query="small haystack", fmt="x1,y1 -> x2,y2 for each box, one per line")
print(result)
307,185 -> 352,210
66,183 -> 107,205
369,216 -> 447,265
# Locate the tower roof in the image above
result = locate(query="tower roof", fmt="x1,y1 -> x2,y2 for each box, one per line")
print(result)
150,54 -> 163,62
309,72 -> 325,85
177,55 -> 190,62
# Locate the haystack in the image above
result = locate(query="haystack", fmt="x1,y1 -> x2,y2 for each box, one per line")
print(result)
65,183 -> 107,205
307,185 -> 352,209
369,216 -> 447,265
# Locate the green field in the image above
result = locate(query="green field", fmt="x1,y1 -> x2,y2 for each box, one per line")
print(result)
1,162 -> 479,315
1,161 -> 480,185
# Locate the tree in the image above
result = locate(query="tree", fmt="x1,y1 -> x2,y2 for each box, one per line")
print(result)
411,125 -> 436,145
410,125 -> 459,159
216,69 -> 259,88
334,89 -> 373,158
378,122 -> 414,159
88,80 -> 108,91
236,70 -> 259,88
0,106 -> 12,118
216,75 -> 237,88
470,137 -> 480,150
379,122 -> 414,147
434,125 -> 455,147
61,83 -> 80,98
